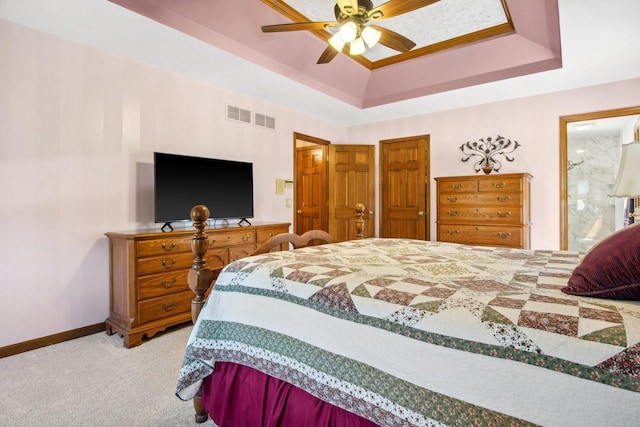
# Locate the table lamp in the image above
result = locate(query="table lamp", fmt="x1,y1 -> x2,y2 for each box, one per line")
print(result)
609,141 -> 640,224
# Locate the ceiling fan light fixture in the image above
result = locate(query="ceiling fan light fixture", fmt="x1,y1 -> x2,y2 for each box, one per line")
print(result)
349,37 -> 366,55
361,26 -> 381,48
329,33 -> 346,52
338,21 -> 358,43
261,0 -> 428,65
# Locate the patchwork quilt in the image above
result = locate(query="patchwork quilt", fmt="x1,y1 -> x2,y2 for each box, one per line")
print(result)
177,239 -> 640,426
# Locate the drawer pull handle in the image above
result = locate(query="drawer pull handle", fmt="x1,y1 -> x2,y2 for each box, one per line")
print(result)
497,196 -> 511,202
162,302 -> 177,312
451,183 -> 463,189
447,210 -> 459,216
492,182 -> 506,188
161,259 -> 176,269
497,211 -> 511,217
447,196 -> 458,202
161,242 -> 176,251
447,229 -> 459,235
497,232 -> 512,239
241,235 -> 251,242
269,232 -> 274,237
161,278 -> 176,289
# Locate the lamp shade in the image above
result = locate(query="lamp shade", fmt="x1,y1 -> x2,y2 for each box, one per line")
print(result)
349,37 -> 366,55
609,141 -> 640,197
361,26 -> 381,47
329,33 -> 345,52
338,22 -> 358,43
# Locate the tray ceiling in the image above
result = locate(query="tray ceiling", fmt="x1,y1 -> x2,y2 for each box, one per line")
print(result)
109,0 -> 562,108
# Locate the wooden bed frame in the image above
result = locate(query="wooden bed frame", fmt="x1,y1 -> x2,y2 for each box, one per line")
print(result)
186,203 -> 366,422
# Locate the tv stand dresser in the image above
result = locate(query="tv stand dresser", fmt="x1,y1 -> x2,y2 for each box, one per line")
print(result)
105,222 -> 290,348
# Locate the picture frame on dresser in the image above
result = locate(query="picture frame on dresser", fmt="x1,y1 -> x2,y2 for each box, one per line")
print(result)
435,173 -> 532,249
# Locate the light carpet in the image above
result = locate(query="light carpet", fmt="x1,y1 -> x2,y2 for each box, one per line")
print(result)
0,325 -> 216,427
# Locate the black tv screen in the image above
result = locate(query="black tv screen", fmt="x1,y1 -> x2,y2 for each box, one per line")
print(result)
154,152 -> 254,225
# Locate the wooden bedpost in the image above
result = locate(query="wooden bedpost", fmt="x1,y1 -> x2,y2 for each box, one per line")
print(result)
355,203 -> 365,239
188,205 -> 213,423
189,205 -> 215,324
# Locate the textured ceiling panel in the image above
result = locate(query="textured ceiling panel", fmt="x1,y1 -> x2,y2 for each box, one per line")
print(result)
286,0 -> 509,62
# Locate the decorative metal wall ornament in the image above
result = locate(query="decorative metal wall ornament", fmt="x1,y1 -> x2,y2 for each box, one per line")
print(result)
459,135 -> 521,174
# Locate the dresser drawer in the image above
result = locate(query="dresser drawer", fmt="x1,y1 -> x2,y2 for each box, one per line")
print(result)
257,227 -> 289,243
137,252 -> 195,276
257,227 -> 290,252
209,231 -> 255,248
205,248 -> 230,270
438,206 -> 523,224
138,270 -> 190,300
137,237 -> 192,257
230,243 -> 258,262
478,177 -> 523,192
438,224 -> 524,247
138,290 -> 193,324
439,192 -> 522,206
437,178 -> 478,194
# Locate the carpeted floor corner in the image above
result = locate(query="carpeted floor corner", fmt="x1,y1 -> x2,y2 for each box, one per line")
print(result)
0,325 -> 217,426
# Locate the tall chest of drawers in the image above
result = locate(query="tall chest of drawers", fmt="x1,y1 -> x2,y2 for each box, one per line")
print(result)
435,173 -> 532,249
105,222 -> 290,348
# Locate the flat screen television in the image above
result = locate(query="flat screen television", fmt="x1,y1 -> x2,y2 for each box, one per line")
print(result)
154,152 -> 254,230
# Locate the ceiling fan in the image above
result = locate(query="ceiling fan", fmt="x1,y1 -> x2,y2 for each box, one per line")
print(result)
261,0 -> 440,64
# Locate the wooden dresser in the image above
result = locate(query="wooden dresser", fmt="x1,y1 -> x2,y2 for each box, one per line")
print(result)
105,222 -> 290,348
435,173 -> 532,249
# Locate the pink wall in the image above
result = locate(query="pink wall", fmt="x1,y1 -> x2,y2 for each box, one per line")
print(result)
1,17 -> 639,347
347,79 -> 640,248
0,18 -> 345,347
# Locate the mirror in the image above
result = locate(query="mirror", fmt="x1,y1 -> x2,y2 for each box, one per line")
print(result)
560,106 -> 640,250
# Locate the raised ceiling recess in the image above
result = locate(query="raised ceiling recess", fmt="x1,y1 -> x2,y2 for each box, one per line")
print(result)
108,0 -> 562,109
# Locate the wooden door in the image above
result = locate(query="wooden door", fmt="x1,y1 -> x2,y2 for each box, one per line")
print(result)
295,144 -> 327,234
328,144 -> 375,241
380,136 -> 430,239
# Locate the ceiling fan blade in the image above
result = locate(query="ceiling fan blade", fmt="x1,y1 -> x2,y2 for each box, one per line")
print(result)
317,46 -> 339,64
262,22 -> 336,33
371,25 -> 416,52
367,0 -> 439,21
336,0 -> 359,16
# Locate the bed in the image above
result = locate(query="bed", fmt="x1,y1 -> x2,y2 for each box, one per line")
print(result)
177,205 -> 640,426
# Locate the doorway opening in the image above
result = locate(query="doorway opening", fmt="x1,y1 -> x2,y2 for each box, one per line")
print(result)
559,106 -> 640,250
293,133 -> 329,236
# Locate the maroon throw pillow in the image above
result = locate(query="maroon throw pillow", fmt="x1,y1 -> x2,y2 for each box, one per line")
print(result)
562,223 -> 640,300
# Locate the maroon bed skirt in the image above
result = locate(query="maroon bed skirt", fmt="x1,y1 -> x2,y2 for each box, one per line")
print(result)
202,362 -> 379,427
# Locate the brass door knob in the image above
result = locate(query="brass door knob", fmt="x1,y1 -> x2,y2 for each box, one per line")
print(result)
297,210 -> 302,214
418,211 -> 424,216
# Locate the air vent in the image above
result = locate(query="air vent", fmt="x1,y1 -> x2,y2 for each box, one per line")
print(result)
255,112 -> 276,130
226,105 -> 252,124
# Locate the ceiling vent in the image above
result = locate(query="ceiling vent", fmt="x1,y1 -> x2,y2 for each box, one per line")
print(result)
226,105 -> 252,124
254,112 -> 276,130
